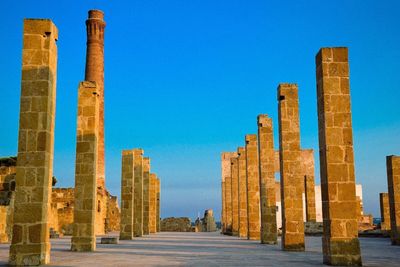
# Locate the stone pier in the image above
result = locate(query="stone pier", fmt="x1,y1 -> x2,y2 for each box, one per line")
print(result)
237,147 -> 248,238
133,149 -> 143,237
143,157 -> 150,235
149,173 -> 157,233
245,134 -> 260,240
303,149 -> 316,222
380,193 -> 391,231
120,150 -> 134,240
316,47 -> 362,265
257,115 -> 277,244
231,157 -> 239,236
277,83 -> 304,251
85,10 -> 106,190
387,155 -> 400,245
71,82 -> 99,252
9,19 -> 58,266
156,177 -> 161,232
221,152 -> 236,234
221,179 -> 226,233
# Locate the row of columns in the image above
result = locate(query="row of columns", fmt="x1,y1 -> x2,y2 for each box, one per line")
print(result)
221,47 -> 363,266
120,150 -> 161,240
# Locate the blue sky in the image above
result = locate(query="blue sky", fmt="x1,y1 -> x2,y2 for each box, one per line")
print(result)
0,0 -> 399,220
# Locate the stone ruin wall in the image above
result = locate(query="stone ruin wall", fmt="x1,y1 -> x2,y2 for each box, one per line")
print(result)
0,158 -> 120,242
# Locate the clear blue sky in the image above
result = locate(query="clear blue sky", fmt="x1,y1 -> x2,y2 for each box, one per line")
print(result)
0,0 -> 399,221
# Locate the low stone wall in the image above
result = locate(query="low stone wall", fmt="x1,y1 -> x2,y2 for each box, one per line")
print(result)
161,217 -> 192,232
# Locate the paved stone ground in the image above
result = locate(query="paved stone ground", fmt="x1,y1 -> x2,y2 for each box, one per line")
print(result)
0,232 -> 399,266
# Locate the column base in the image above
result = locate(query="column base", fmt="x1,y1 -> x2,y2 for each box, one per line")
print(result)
119,234 -> 134,240
71,237 -> 96,252
323,237 -> 362,266
9,243 -> 50,266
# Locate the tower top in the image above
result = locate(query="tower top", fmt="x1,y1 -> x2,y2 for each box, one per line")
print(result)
88,10 -> 104,20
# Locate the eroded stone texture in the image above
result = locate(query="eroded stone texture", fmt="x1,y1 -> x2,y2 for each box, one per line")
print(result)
237,147 -> 248,238
149,173 -> 157,233
71,81 -> 99,252
387,155 -> 400,245
221,152 -> 236,234
143,157 -> 150,235
231,157 -> 239,236
119,150 -> 134,240
156,177 -> 161,232
316,47 -> 362,265
133,149 -> 144,237
303,149 -> 316,222
9,19 -> 58,266
379,193 -> 391,231
245,134 -> 260,240
257,115 -> 277,244
277,83 -> 304,251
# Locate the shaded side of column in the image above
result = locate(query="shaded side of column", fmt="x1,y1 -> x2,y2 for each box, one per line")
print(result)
237,147 -> 248,238
143,157 -> 150,235
156,178 -> 161,232
257,115 -> 277,244
119,150 -> 134,240
303,149 -> 316,222
277,83 -> 304,251
245,134 -> 260,240
387,155 -> 400,245
133,149 -> 144,237
149,173 -> 157,233
9,19 -> 58,266
379,193 -> 391,231
71,81 -> 99,252
231,157 -> 239,236
221,178 -> 226,233
316,47 -> 362,265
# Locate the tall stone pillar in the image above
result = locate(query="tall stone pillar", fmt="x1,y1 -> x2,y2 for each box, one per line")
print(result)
143,157 -> 150,235
133,149 -> 143,237
316,47 -> 362,265
9,19 -> 58,266
119,150 -> 134,240
277,83 -> 304,251
221,152 -> 236,234
380,193 -> 391,231
221,179 -> 226,233
245,134 -> 260,240
303,149 -> 316,222
387,155 -> 400,245
156,177 -> 161,232
149,173 -> 157,233
85,10 -> 106,189
237,147 -> 248,238
257,115 -> 278,244
231,157 -> 239,236
71,82 -> 99,252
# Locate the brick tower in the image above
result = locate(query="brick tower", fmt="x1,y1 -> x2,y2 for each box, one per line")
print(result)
85,10 -> 106,189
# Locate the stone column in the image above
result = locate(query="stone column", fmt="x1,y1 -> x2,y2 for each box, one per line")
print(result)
245,134 -> 260,240
303,149 -> 316,222
119,150 -> 134,240
149,173 -> 157,233
156,177 -> 161,232
316,47 -> 362,265
143,157 -> 150,235
221,179 -> 226,233
380,193 -> 391,231
257,115 -> 278,244
71,81 -> 99,252
387,155 -> 400,245
9,19 -> 58,266
221,152 -> 236,234
85,10 -> 106,190
133,149 -> 143,237
231,157 -> 239,236
237,147 -> 248,238
277,83 -> 304,251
